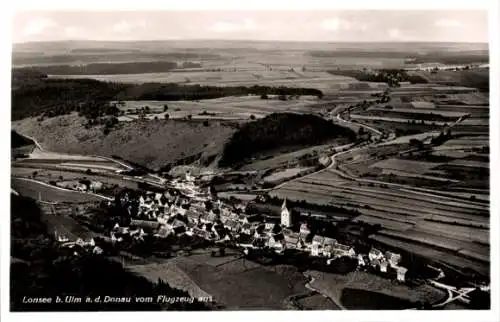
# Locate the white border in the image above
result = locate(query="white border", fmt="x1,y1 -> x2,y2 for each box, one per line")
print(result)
2,1 -> 499,322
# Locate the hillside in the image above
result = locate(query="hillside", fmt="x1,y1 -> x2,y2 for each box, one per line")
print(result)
12,113 -> 236,171
219,113 -> 356,168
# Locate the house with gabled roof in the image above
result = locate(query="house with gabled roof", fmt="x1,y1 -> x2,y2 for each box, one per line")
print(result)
252,236 -> 268,249
264,221 -> 275,231
206,211 -> 218,223
284,232 -> 302,249
192,227 -> 211,240
154,225 -> 174,238
267,233 -> 285,250
369,248 -> 385,264
385,251 -> 402,268
310,235 -> 325,256
224,219 -> 241,232
395,266 -> 408,282
185,210 -> 200,224
357,254 -> 367,267
332,243 -> 356,258
238,214 -> 249,224
379,260 -> 389,273
300,223 -> 311,235
240,222 -> 254,235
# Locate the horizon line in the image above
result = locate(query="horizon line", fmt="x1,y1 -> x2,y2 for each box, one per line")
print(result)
12,38 -> 490,45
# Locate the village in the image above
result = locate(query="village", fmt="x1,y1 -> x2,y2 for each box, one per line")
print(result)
55,171 -> 445,287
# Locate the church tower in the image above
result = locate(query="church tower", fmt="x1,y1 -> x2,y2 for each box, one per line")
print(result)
281,198 -> 292,227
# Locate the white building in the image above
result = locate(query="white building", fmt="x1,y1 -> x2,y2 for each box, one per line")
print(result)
368,248 -> 385,263
396,266 -> 408,282
281,199 -> 292,228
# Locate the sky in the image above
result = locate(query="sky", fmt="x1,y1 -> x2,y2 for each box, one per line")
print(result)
12,10 -> 489,44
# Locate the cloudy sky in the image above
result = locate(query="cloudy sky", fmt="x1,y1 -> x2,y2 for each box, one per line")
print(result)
12,10 -> 488,43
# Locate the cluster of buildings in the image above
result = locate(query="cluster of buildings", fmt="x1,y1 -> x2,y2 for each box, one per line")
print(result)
56,180 -> 104,193
112,174 -> 412,277
79,171 -> 410,283
364,248 -> 409,282
54,231 -> 103,256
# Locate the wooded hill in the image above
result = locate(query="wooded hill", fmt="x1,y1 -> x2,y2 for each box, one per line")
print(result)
218,113 -> 356,168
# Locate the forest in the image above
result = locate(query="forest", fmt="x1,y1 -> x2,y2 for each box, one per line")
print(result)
218,113 -> 356,167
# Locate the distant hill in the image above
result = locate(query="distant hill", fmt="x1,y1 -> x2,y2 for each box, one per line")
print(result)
218,113 -> 356,168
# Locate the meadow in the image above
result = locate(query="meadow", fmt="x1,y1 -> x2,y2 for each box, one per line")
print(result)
11,177 -> 105,203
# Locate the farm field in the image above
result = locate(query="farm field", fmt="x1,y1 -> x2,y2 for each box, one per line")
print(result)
370,158 -> 442,175
442,92 -> 489,105
240,142 -> 352,171
39,203 -> 99,241
169,250 -> 309,309
360,119 -> 443,134
295,293 -> 340,310
11,177 -> 106,202
115,95 -> 322,122
49,70 -> 360,92
378,131 -> 440,145
126,260 -> 212,300
459,118 -> 489,126
350,115 -> 449,126
362,108 -> 466,120
376,229 -> 489,261
217,192 -> 258,201
370,235 -> 488,276
15,158 -> 127,173
263,167 -> 314,183
272,164 -> 489,275
11,166 -> 141,191
441,136 -> 489,148
305,270 -> 445,309
271,182 -> 488,219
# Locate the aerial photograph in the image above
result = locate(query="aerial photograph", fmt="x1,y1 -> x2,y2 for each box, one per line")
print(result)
9,9 -> 491,312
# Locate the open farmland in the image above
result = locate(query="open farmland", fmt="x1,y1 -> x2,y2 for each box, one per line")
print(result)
15,157 -> 128,173
11,166 -> 141,191
370,234 -> 488,276
263,167 -> 314,183
39,203 -> 99,241
440,136 -> 489,148
306,270 -> 445,309
125,260 -> 212,300
115,95 -> 322,122
11,177 -> 106,202
240,142 -> 352,171
168,250 -> 309,309
49,70 -> 360,93
272,166 -> 489,275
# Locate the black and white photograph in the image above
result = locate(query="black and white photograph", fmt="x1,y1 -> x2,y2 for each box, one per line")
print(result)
2,1 -> 499,319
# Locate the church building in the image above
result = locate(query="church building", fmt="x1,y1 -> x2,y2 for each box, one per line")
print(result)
281,198 -> 293,227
